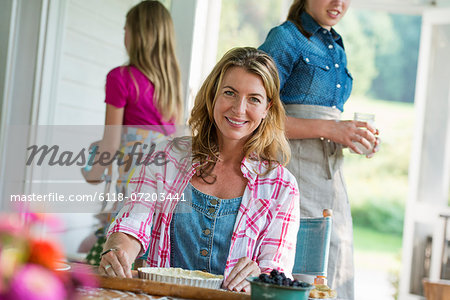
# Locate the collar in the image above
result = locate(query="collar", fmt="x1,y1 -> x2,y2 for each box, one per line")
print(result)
300,12 -> 344,48
300,11 -> 322,35
240,156 -> 270,185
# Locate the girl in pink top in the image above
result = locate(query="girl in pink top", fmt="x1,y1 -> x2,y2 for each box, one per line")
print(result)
83,0 -> 182,183
105,65 -> 175,128
82,1 -> 182,265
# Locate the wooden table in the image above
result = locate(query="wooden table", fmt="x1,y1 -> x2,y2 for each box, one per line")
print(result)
78,287 -> 168,299
423,279 -> 450,300
78,274 -> 250,300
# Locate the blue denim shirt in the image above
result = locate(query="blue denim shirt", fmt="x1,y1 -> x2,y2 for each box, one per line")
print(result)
259,12 -> 353,112
170,183 -> 242,275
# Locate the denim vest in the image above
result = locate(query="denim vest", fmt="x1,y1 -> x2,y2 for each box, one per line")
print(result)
170,183 -> 242,275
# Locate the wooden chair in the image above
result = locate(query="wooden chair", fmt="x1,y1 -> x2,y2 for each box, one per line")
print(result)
292,209 -> 333,285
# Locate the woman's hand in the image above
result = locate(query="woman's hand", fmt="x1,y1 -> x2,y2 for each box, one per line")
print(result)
328,120 -> 379,154
82,104 -> 124,184
285,117 -> 379,155
366,136 -> 381,158
222,257 -> 261,293
99,248 -> 133,278
98,232 -> 142,278
81,141 -> 106,185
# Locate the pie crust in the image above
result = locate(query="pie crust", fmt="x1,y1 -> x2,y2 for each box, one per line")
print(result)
138,267 -> 224,289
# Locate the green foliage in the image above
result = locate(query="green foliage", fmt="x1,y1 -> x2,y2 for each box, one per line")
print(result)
371,14 -> 421,102
351,199 -> 405,235
353,227 -> 403,254
343,97 -> 413,237
337,9 -> 421,103
335,10 -> 379,96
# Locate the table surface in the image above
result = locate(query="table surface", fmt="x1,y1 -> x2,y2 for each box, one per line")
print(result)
76,273 -> 250,300
78,287 -> 174,299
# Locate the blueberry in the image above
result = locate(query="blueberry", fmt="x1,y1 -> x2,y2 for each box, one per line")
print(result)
299,282 -> 310,288
270,269 -> 279,278
292,280 -> 301,287
282,278 -> 290,286
280,272 -> 287,280
259,273 -> 270,282
287,278 -> 293,286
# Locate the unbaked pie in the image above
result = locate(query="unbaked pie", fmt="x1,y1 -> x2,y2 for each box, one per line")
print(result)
138,267 -> 224,289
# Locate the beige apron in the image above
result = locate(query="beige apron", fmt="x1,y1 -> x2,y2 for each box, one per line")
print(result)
286,104 -> 354,300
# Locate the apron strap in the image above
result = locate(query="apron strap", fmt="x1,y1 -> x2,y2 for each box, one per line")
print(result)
321,138 -> 333,180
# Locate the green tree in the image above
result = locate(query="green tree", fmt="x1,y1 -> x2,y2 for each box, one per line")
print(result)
336,10 -> 379,96
337,9 -> 421,103
371,14 -> 421,102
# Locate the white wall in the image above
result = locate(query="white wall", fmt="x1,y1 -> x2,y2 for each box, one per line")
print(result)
1,0 -> 45,210
37,0 -> 139,255
51,0 -> 138,126
0,0 -> 14,211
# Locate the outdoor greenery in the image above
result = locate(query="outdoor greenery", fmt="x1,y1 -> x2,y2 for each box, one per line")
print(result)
353,227 -> 403,255
337,10 -> 422,103
342,96 -> 414,237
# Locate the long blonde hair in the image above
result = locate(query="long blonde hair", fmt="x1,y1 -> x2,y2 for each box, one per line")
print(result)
126,0 -> 182,122
189,47 -> 290,177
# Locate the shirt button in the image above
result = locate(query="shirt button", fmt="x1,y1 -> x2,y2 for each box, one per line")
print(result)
210,199 -> 218,205
332,105 -> 336,108
335,63 -> 339,68
336,84 -> 341,88
202,269 -> 208,272
201,249 -> 208,256
323,30 -> 328,34
203,228 -> 211,235
208,207 -> 215,214
325,66 -> 330,70
305,57 -> 310,63
328,44 -> 334,49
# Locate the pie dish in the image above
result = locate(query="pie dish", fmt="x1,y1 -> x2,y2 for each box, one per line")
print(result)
138,267 -> 224,289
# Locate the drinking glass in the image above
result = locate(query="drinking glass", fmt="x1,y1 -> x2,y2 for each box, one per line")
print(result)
350,112 -> 375,155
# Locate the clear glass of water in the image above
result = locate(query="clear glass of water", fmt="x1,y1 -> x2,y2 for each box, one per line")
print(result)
351,112 -> 375,155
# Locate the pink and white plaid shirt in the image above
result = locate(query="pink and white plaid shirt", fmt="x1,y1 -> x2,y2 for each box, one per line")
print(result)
107,138 -> 300,277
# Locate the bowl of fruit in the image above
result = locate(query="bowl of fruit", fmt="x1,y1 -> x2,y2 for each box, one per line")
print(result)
247,270 -> 313,300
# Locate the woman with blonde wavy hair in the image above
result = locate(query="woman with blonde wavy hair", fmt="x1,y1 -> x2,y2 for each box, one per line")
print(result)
99,47 -> 300,293
82,0 -> 182,265
189,46 -> 290,178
